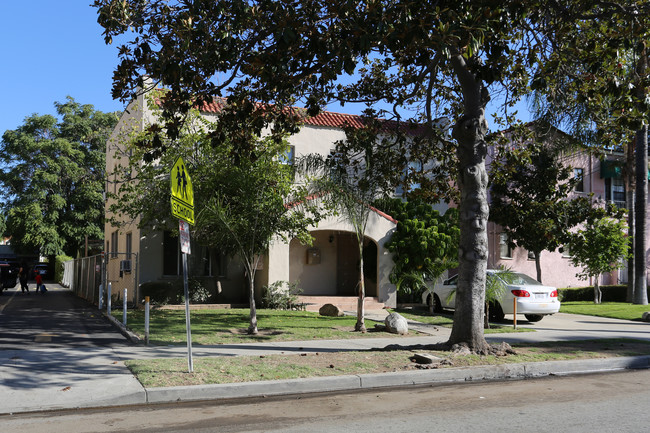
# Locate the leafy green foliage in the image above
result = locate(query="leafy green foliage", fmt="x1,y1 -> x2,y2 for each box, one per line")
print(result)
558,286 -> 628,303
262,281 -> 303,310
567,215 -> 629,303
489,137 -> 593,282
94,0 -> 650,348
0,97 -> 118,256
376,198 -> 459,296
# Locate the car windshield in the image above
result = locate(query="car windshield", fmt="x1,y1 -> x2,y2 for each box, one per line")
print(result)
493,272 -> 541,286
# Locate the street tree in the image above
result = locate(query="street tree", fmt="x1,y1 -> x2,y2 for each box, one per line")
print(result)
567,212 -> 629,304
530,3 -> 650,305
111,104 -> 319,334
376,197 -> 459,301
489,136 -> 590,283
0,97 -> 118,257
94,0 -> 637,352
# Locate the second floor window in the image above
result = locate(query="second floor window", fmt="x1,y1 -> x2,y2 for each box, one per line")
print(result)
574,168 -> 584,192
605,177 -> 626,209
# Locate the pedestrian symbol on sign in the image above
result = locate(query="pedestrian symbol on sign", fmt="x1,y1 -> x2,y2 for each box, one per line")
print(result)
170,157 -> 194,225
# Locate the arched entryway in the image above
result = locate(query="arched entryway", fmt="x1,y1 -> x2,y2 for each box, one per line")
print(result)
289,230 -> 378,297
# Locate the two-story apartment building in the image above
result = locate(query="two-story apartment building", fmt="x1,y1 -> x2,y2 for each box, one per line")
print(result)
105,91 -> 408,310
486,144 -> 635,289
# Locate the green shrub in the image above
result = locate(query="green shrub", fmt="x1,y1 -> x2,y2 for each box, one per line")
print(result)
140,278 -> 213,304
140,281 -> 178,305
558,285 -> 628,302
262,281 -> 303,310
185,278 -> 211,303
55,255 -> 73,284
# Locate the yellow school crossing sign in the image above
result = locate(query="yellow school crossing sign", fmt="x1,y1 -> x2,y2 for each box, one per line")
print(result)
170,157 -> 194,225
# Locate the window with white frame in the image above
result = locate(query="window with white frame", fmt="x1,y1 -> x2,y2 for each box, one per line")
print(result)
125,232 -> 132,257
605,177 -> 626,209
499,232 -> 513,259
111,231 -> 118,258
574,168 -> 584,192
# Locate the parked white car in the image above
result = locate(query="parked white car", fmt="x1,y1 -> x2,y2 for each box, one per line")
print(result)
421,270 -> 561,322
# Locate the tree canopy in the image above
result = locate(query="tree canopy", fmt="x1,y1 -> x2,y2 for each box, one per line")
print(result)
94,0 -> 650,351
568,214 -> 629,304
0,98 -> 118,257
489,132 -> 592,283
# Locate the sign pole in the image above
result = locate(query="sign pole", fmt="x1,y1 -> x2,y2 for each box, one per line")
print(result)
182,250 -> 193,372
171,157 -> 195,373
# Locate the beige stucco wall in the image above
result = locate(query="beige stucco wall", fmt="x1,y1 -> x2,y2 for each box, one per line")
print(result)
104,95 -> 147,298
265,209 -> 398,307
104,95 -> 418,306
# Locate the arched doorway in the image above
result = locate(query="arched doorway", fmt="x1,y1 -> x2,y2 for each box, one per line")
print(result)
289,230 -> 378,297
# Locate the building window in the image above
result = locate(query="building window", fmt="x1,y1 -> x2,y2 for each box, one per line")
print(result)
163,231 -> 180,276
605,177 -> 626,209
111,231 -> 119,258
499,232 -> 513,259
125,233 -> 132,257
279,145 -> 295,165
574,168 -> 584,192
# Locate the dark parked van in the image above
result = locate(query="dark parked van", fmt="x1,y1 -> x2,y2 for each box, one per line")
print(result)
0,261 -> 18,293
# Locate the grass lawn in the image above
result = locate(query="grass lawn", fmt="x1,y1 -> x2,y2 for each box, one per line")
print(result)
114,308 -> 430,345
119,303 -> 650,388
125,338 -> 650,387
560,302 -> 650,321
115,307 -> 532,346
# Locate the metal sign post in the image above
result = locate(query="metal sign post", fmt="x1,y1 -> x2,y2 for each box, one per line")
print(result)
180,219 -> 193,372
171,157 -> 195,373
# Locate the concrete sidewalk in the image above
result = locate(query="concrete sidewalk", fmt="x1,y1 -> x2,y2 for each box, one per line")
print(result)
1,289 -> 650,415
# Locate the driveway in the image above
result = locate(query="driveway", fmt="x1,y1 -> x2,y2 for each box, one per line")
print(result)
0,285 -> 146,413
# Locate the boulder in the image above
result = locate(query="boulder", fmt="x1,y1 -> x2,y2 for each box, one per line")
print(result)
319,303 -> 344,317
642,312 -> 650,322
384,312 -> 408,335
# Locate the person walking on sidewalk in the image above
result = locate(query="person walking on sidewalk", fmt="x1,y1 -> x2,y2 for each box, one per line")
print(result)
35,272 -> 44,294
19,263 -> 29,294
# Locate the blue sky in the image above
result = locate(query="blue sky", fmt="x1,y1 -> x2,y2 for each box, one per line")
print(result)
0,3 -> 529,136
0,3 -> 126,135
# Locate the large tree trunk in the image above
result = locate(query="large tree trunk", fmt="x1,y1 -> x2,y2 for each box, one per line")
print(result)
626,137 -> 635,302
447,53 -> 490,353
534,251 -> 543,283
634,125 -> 649,305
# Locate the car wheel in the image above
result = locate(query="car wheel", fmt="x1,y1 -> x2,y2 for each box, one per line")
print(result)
525,314 -> 544,322
488,302 -> 505,322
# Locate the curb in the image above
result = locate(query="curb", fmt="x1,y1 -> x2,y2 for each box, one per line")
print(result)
143,355 -> 650,405
105,313 -> 143,345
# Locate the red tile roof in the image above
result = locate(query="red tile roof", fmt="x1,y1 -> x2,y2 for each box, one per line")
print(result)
194,97 -> 420,133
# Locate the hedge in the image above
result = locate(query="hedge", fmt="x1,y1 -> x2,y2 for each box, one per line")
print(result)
557,285 -> 639,302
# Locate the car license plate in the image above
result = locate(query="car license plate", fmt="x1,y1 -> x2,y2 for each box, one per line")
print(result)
535,293 -> 546,299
